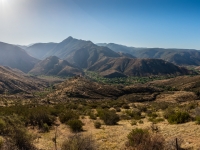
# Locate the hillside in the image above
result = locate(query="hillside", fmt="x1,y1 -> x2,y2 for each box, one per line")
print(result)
98,43 -> 200,66
29,56 -> 84,77
0,66 -> 47,94
149,75 -> 200,92
47,76 -> 162,101
25,42 -> 57,59
0,42 -> 39,73
88,57 -> 193,77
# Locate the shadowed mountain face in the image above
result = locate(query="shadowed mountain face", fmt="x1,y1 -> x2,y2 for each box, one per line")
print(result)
0,42 -> 38,73
0,66 -> 47,94
88,57 -> 192,77
29,56 -> 84,77
97,43 -> 200,66
26,43 -> 57,60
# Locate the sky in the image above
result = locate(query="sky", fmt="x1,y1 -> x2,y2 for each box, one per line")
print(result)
0,0 -> 200,49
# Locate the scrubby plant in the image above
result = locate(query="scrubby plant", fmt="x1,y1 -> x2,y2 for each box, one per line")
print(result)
61,133 -> 96,150
67,119 -> 84,132
59,110 -> 79,124
195,116 -> 200,125
124,109 -> 142,120
130,120 -> 137,126
97,109 -> 119,125
42,123 -> 50,132
94,121 -> 101,129
167,111 -> 190,124
126,128 -> 165,150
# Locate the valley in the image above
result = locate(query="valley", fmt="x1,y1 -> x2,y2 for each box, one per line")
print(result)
0,37 -> 200,149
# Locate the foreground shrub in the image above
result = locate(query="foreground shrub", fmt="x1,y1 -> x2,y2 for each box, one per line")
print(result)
97,109 -> 119,125
61,133 -> 96,150
126,128 -> 164,150
67,119 -> 84,132
94,121 -> 101,129
167,111 -> 190,124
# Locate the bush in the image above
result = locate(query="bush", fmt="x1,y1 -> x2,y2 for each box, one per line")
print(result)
125,109 -> 142,120
115,107 -> 121,112
97,109 -> 119,125
167,111 -> 190,124
94,121 -> 101,129
61,133 -> 96,150
67,119 -> 84,132
59,110 -> 79,124
89,112 -> 97,120
0,118 -> 6,134
12,128 -> 36,150
42,123 -> 50,132
122,104 -> 130,109
195,116 -> 200,125
126,128 -> 165,150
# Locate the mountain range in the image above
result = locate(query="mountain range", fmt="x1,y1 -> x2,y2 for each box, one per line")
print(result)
97,43 -> 200,66
0,36 -> 198,78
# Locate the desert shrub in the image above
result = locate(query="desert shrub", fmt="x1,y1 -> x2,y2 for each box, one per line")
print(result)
0,118 -> 6,134
67,119 -> 84,132
94,121 -> 101,129
59,110 -> 79,124
27,108 -> 55,128
195,116 -> 200,125
126,128 -> 165,150
42,123 -> 50,132
127,128 -> 149,147
11,128 -> 36,150
138,120 -> 144,124
89,112 -> 97,120
130,120 -> 137,126
122,104 -> 130,109
115,107 -> 121,112
167,111 -> 190,124
137,105 -> 147,112
61,133 -> 96,150
164,108 -> 175,119
125,109 -> 142,120
147,111 -> 158,118
97,109 -> 119,125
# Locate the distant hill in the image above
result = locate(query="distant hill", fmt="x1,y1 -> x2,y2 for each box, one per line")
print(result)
47,76 -> 161,101
88,57 -> 193,77
25,42 -> 57,60
29,56 -> 84,77
0,66 -> 47,94
0,42 -> 38,73
97,43 -> 200,66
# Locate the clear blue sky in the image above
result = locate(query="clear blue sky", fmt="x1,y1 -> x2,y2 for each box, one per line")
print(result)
0,0 -> 200,49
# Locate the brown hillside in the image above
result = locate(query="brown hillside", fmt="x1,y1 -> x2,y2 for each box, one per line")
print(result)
46,77 -> 162,102
88,57 -> 192,77
29,56 -> 84,77
149,75 -> 200,91
0,66 -> 47,94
